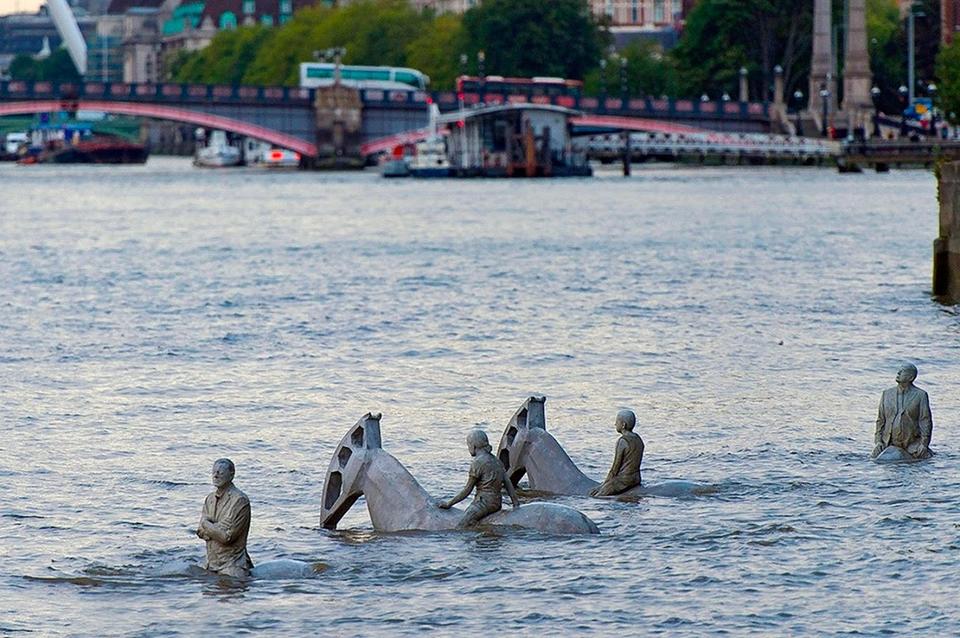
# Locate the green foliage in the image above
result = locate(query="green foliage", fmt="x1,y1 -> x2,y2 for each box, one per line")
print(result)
672,0 -> 810,101
9,49 -> 82,83
584,41 -> 679,98
461,0 -> 604,80
242,0 -> 432,85
172,25 -> 273,84
405,13 -> 465,89
936,38 -> 960,122
867,0 -> 906,112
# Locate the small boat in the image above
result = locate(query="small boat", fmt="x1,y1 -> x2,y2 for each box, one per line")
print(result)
381,144 -> 411,177
257,147 -> 301,169
16,126 -> 148,164
408,136 -> 451,178
194,130 -> 242,168
20,137 -> 148,164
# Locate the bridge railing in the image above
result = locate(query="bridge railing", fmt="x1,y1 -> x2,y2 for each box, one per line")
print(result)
422,90 -> 770,122
0,79 -> 770,123
0,80 -> 315,105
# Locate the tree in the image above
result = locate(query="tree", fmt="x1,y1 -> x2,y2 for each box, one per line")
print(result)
584,41 -> 679,98
936,37 -> 960,122
460,0 -> 605,80
242,0 -> 432,85
9,49 -> 82,83
405,13 -> 465,89
672,0 -> 811,101
172,25 -> 273,84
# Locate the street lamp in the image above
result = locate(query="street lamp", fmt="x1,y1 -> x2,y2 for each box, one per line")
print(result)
793,89 -> 804,136
700,93 -> 709,102
619,56 -> 628,100
819,83 -> 830,137
928,83 -> 939,137
907,3 -> 925,105
599,58 -> 607,104
870,86 -> 881,139
898,84 -> 909,136
477,50 -> 485,78
721,92 -> 731,102
459,53 -> 468,77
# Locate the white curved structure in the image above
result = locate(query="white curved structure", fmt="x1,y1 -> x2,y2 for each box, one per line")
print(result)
46,0 -> 87,75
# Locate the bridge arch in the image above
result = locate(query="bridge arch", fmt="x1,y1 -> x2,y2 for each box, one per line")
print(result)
0,99 -> 317,156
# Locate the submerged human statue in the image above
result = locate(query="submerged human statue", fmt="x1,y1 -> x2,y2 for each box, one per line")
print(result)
871,363 -> 934,460
196,458 -> 254,578
439,429 -> 520,527
589,409 -> 645,497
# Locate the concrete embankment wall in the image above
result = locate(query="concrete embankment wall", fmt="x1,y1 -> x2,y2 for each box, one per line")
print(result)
934,161 -> 960,304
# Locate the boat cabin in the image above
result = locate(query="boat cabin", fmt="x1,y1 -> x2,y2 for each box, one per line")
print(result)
441,104 -> 591,177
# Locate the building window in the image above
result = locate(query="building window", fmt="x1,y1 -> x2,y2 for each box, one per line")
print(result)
654,0 -> 665,23
219,11 -> 237,28
604,0 -> 612,17
260,13 -> 273,25
280,0 -> 291,13
631,0 -> 638,23
242,0 -> 255,14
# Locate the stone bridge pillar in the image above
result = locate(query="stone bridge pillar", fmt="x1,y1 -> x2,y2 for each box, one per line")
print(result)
807,0 -> 834,132
934,161 -> 960,303
841,0 -> 873,137
313,84 -> 364,169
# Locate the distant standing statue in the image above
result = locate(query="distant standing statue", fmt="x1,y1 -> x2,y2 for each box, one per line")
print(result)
589,410 -> 645,497
439,429 -> 520,527
197,458 -> 254,578
872,363 -> 934,461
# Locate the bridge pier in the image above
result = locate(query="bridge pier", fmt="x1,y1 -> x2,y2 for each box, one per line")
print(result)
934,161 -> 960,303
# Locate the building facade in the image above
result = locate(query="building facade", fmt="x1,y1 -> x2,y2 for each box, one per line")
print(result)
946,0 -> 960,44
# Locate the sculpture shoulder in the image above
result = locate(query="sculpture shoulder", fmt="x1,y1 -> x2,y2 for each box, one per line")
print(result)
226,485 -> 251,507
622,431 -> 644,447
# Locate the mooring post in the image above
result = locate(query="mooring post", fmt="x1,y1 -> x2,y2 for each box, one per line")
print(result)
621,129 -> 631,176
934,161 -> 960,303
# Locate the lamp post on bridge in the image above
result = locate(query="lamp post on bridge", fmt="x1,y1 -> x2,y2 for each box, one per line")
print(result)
599,58 -> 607,110
870,85 -> 881,139
619,56 -> 628,101
819,83 -> 830,137
793,90 -> 804,136
899,84 -> 909,137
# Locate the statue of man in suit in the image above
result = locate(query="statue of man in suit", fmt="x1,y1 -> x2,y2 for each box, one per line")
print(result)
197,458 -> 254,578
872,363 -> 934,460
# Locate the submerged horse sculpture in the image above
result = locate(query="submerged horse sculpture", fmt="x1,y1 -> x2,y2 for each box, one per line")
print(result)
320,413 -> 600,535
497,397 -> 714,498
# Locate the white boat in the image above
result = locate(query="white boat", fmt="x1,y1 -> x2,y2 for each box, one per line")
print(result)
408,137 -> 450,178
257,147 -> 301,168
194,130 -> 242,168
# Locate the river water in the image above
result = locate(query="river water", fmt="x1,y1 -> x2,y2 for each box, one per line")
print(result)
1,158 -> 956,636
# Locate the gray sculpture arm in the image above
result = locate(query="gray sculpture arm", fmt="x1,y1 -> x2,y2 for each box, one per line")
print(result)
440,476 -> 476,509
918,392 -> 933,448
871,397 -> 885,457
200,502 -> 250,544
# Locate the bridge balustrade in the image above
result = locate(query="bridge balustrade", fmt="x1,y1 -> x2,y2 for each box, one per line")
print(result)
0,80 -> 316,105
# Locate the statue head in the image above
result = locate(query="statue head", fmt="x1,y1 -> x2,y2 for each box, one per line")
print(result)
466,429 -> 491,456
212,458 -> 235,489
615,409 -> 636,433
896,363 -> 918,385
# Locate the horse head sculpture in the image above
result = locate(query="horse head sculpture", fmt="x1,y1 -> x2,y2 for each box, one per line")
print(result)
321,411 -> 600,534
321,412 -> 383,530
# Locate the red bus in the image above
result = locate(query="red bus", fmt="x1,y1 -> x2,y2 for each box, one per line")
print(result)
456,75 -> 584,98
